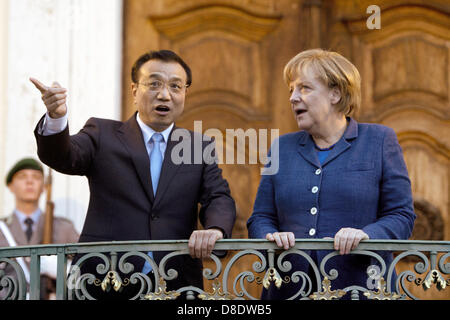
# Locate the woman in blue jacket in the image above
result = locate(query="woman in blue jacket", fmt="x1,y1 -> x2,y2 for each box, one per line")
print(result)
247,49 -> 416,299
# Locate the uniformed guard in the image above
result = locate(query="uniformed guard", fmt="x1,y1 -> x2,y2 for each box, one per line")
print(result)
0,157 -> 79,299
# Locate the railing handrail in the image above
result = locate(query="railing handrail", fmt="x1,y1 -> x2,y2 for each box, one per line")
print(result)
0,239 -> 449,300
1,239 -> 449,258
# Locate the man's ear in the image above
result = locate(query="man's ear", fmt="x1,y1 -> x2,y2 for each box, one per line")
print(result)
330,87 -> 341,105
7,183 -> 14,194
131,82 -> 138,100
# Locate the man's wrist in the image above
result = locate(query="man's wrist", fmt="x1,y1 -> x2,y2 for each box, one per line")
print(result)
48,111 -> 66,119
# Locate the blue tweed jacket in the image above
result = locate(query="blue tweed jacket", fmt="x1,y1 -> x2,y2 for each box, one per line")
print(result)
247,118 -> 416,299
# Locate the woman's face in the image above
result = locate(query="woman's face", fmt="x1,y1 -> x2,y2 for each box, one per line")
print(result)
288,68 -> 341,134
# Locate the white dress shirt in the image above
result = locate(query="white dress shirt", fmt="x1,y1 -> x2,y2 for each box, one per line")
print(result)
39,112 -> 69,136
14,208 -> 42,234
135,113 -> 173,159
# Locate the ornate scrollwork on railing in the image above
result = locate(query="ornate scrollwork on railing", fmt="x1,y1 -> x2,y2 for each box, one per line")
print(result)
0,239 -> 448,300
387,249 -> 450,299
222,249 -> 267,300
0,258 -> 27,300
118,251 -> 157,299
67,252 -> 112,300
276,249 -> 321,299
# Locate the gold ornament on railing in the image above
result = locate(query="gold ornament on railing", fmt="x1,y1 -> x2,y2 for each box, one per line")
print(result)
422,269 -> 447,291
198,279 -> 236,300
144,277 -> 180,300
309,277 -> 346,300
363,277 -> 401,300
262,267 -> 283,289
100,271 -> 123,292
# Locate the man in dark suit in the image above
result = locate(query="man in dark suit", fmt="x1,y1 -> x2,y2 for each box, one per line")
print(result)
30,50 -> 236,299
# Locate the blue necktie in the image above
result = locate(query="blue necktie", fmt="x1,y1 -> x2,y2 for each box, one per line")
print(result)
150,133 -> 164,196
142,133 -> 164,275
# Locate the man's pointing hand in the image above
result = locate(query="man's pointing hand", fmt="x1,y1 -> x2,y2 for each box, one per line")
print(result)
30,77 -> 67,119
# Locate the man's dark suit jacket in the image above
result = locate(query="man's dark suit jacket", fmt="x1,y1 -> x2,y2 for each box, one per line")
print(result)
34,112 -> 236,295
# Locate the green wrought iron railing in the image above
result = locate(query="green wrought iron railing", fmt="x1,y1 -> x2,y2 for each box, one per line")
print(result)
0,239 -> 449,300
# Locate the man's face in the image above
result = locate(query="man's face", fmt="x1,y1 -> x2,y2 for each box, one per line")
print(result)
131,59 -> 187,132
8,169 -> 44,204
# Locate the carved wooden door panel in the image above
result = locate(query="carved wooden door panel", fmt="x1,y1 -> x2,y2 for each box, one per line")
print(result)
327,0 -> 449,299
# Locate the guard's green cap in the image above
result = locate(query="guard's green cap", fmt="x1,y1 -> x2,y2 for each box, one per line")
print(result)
5,158 -> 44,185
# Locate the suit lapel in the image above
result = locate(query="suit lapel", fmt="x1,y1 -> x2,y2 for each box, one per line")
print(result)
116,113 -> 155,204
153,126 -> 182,208
297,132 -> 321,168
296,118 -> 358,168
321,118 -> 358,167
320,138 -> 351,167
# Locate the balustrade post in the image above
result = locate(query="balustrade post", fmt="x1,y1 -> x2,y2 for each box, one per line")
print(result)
55,248 -> 67,300
29,250 -> 40,300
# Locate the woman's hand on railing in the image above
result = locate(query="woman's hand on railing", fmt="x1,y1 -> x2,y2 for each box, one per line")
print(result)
265,232 -> 296,250
333,228 -> 369,255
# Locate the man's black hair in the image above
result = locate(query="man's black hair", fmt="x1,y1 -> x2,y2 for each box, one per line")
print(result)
131,50 -> 192,87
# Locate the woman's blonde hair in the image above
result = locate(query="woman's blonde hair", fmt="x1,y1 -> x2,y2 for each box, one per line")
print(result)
283,48 -> 361,116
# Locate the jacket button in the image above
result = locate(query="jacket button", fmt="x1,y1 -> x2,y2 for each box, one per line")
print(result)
311,186 -> 319,193
309,228 -> 316,236
310,207 -> 318,215
315,168 -> 322,175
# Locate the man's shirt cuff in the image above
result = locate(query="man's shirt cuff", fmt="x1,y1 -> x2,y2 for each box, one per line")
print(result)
39,112 -> 68,136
